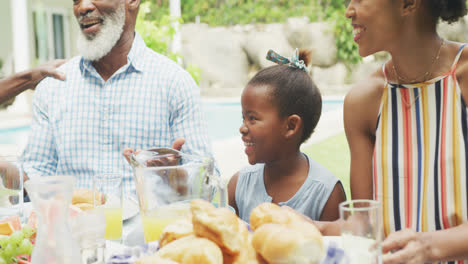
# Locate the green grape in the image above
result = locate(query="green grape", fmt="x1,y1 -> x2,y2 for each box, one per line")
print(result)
0,237 -> 7,249
0,257 -> 6,264
8,231 -> 23,245
2,244 -> 13,263
21,226 -> 35,239
18,239 -> 33,256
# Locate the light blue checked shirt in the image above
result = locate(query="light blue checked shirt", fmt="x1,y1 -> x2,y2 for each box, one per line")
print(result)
22,32 -> 214,196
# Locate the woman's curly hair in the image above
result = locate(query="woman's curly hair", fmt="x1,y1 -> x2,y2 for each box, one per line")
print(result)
427,0 -> 467,24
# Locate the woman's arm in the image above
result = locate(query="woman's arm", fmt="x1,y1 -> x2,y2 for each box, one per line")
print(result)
319,182 -> 346,221
0,59 -> 66,104
344,72 -> 384,200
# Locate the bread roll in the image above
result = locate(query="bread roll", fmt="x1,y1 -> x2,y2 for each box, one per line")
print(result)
159,218 -> 194,248
223,233 -> 266,264
156,235 -> 223,264
249,203 -> 304,231
136,255 -> 179,264
190,199 -> 249,255
72,189 -> 103,206
252,223 -> 323,264
73,202 -> 94,211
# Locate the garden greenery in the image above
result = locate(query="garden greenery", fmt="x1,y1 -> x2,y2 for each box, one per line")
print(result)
139,0 -> 360,67
135,2 -> 202,83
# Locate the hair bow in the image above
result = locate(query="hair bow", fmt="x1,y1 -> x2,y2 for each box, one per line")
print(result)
266,48 -> 308,72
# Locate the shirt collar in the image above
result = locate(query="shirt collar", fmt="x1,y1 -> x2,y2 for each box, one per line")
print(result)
126,32 -> 145,72
79,31 -> 146,76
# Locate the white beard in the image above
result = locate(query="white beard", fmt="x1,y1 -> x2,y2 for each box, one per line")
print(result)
77,2 -> 126,61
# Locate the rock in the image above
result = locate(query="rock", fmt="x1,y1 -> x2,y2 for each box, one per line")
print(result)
350,58 -> 384,84
180,23 -> 249,95
243,23 -> 293,69
312,63 -> 347,87
438,16 -> 468,43
284,18 -> 337,67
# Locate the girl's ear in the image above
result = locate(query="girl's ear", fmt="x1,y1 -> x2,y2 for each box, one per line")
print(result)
284,114 -> 302,139
401,0 -> 420,16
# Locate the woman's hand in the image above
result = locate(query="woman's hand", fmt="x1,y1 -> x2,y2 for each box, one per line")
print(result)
28,59 -> 67,89
382,229 -> 431,264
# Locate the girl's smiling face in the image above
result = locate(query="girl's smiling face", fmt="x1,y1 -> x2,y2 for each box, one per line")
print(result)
240,84 -> 288,165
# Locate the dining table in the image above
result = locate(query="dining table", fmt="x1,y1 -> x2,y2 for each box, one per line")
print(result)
22,201 -> 349,264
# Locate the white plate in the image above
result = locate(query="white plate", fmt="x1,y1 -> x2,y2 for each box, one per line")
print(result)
123,197 -> 139,221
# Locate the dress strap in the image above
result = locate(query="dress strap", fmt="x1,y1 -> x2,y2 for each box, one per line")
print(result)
382,63 -> 389,83
450,44 -> 467,71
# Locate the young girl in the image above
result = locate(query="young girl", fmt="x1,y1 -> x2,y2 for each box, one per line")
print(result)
228,49 -> 346,223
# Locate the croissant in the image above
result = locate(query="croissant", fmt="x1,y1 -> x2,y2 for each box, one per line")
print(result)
190,199 -> 249,255
156,235 -> 223,264
249,202 -> 304,231
252,223 -> 323,264
159,218 -> 194,248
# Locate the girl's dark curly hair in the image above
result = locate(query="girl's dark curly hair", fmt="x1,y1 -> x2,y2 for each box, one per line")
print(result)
246,49 -> 321,144
427,0 -> 467,24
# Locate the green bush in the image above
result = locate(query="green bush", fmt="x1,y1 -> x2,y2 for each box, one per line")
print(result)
136,2 -> 202,84
139,0 -> 360,66
328,8 -> 361,67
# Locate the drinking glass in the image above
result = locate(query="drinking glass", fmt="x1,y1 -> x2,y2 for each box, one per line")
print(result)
339,199 -> 382,264
71,208 -> 106,264
0,156 -> 24,221
133,152 -> 219,243
25,175 -> 80,264
93,173 -> 123,242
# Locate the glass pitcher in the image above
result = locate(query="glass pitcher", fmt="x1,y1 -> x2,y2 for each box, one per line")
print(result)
24,176 -> 81,264
131,148 -> 226,243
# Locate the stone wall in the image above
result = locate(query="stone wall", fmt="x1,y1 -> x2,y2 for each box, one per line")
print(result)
180,16 -> 468,97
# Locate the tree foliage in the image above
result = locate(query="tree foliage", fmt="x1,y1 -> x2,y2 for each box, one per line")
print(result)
139,0 -> 360,66
136,2 -> 202,83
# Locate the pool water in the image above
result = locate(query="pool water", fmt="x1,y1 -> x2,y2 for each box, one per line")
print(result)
204,100 -> 343,141
0,101 -> 343,145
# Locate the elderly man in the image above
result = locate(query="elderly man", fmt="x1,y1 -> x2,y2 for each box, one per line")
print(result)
22,0 -> 214,195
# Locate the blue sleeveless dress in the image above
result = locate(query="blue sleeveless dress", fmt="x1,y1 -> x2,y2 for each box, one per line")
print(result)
235,153 -> 340,222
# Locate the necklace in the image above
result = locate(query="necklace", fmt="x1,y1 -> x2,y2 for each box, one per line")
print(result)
392,38 -> 444,84
391,38 -> 444,108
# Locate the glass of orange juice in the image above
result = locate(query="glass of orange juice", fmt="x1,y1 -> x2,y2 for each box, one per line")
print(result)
133,150 -> 218,243
93,173 -> 123,242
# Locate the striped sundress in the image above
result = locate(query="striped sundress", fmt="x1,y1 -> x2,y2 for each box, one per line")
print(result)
373,44 -> 468,263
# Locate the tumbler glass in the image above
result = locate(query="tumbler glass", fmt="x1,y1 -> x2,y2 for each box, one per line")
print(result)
93,173 -> 123,242
0,156 -> 24,221
339,199 -> 382,264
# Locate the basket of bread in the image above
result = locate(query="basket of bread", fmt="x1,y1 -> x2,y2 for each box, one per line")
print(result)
136,200 -> 325,264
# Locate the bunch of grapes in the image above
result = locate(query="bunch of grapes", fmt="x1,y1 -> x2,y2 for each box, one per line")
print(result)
0,225 -> 35,264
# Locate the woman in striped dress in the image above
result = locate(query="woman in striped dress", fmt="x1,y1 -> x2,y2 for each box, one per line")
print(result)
344,0 -> 468,263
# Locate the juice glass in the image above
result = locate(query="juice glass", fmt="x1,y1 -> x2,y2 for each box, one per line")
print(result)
93,173 -> 123,241
133,151 -> 217,243
340,199 -> 383,264
0,156 -> 24,221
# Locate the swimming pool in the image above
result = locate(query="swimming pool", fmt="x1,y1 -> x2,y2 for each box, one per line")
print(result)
204,100 -> 343,141
0,100 -> 343,145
